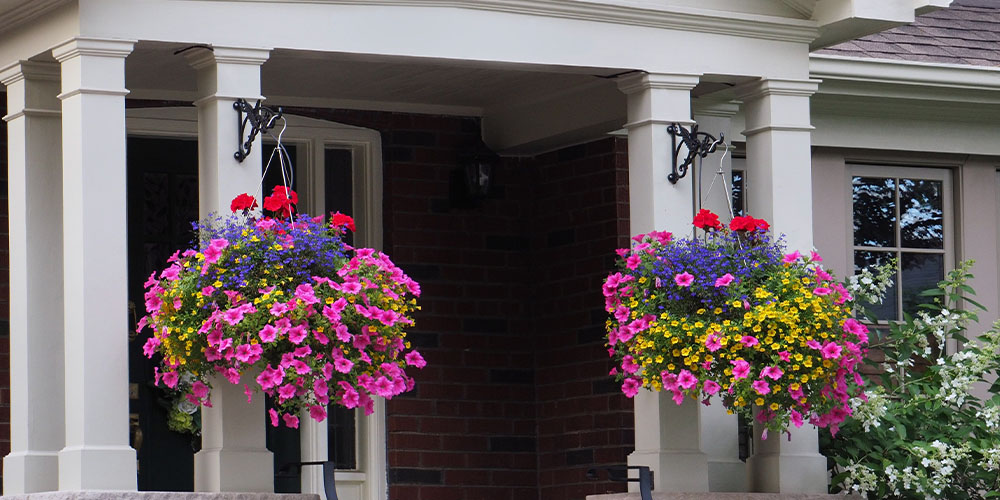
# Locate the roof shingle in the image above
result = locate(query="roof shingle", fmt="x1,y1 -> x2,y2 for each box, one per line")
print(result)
818,0 -> 1000,67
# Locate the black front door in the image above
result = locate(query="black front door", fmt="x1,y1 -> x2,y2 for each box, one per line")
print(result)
126,136 -> 200,491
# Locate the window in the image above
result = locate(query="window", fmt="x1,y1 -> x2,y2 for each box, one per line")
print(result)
850,165 -> 953,321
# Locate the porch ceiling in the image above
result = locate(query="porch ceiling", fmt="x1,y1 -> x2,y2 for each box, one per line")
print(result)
126,41 -> 640,154
126,42 -> 625,115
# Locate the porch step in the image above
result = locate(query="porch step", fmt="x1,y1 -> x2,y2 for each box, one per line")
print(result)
587,494 -> 861,500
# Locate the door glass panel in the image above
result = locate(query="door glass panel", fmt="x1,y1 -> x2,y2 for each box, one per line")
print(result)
329,406 -> 358,470
853,176 -> 896,247
731,169 -> 745,217
262,144 -> 298,198
855,250 -> 899,321
898,178 -> 943,249
901,252 -> 945,316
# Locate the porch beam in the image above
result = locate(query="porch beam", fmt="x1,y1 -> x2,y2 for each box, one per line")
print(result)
0,60 -> 64,494
185,45 -> 275,493
51,36 -> 138,491
617,72 -> 710,493
735,77 -> 827,494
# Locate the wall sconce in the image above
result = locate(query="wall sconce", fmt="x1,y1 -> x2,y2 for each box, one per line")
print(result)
450,150 -> 495,208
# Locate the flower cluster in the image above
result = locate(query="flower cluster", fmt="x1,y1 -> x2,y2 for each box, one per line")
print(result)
604,209 -> 868,434
824,261 -> 1000,499
140,190 -> 424,430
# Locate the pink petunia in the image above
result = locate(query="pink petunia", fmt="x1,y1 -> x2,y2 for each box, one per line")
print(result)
812,287 -> 832,296
309,405 -> 328,422
278,384 -> 297,401
821,342 -> 842,360
626,255 -> 642,270
810,251 -> 823,262
334,357 -> 354,373
761,366 -> 783,380
622,355 -> 639,374
671,390 -> 685,405
191,381 -> 210,399
731,359 -> 750,379
714,273 -> 735,287
674,272 -> 695,287
282,413 -> 300,429
269,408 -> 280,427
661,372 -> 679,391
622,378 -> 641,398
162,371 -> 179,389
614,305 -> 630,322
790,409 -> 804,428
740,335 -> 759,348
705,334 -> 722,352
142,336 -> 161,358
806,340 -> 822,350
259,324 -> 279,342
288,324 -> 308,344
782,251 -> 801,264
752,379 -> 771,395
676,369 -> 697,389
778,351 -> 791,362
703,380 -> 720,395
222,307 -> 245,326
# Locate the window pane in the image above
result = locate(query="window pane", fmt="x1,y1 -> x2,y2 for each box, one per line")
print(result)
853,177 -> 896,247
901,252 -> 944,316
855,250 -> 899,321
325,149 -> 353,215
731,169 -> 745,217
329,406 -> 357,470
899,179 -> 943,249
262,144 -> 298,196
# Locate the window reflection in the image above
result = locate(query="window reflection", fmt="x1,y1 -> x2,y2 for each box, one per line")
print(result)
899,179 -> 943,249
853,177 -> 896,247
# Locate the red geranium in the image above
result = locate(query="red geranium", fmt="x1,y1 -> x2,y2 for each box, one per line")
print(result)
692,209 -> 723,231
331,212 -> 356,232
729,215 -> 769,232
263,186 -> 298,218
230,193 -> 258,213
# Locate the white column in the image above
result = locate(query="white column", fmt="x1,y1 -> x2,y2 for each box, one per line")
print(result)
301,412 -> 329,499
51,37 -> 137,491
617,72 -> 709,493
1,60 -> 64,494
691,100 -> 746,493
736,78 -> 827,494
186,46 -> 274,493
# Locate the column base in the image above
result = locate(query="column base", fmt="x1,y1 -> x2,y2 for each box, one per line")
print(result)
747,451 -> 827,494
57,445 -> 137,491
628,450 -> 709,493
707,457 -> 746,492
4,451 -> 60,494
194,449 -> 274,493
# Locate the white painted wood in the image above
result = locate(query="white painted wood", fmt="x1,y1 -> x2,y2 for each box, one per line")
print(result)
690,100 -> 745,493
617,72 -> 711,493
51,36 -> 137,492
735,77 -> 828,494
185,45 -> 275,493
0,60 -> 64,495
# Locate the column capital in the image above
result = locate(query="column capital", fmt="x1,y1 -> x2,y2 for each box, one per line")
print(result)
734,78 -> 821,101
0,60 -> 59,87
692,99 -> 740,119
51,37 -> 136,63
185,45 -> 272,70
617,72 -> 701,95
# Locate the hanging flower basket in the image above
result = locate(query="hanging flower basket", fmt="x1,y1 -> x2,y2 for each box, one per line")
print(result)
139,186 -> 424,430
604,209 -> 869,435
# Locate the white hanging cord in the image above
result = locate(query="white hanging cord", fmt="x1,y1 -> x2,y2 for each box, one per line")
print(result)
254,115 -> 296,223
700,140 -> 738,220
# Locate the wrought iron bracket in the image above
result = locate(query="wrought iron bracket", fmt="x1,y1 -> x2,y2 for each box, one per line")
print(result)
586,465 -> 654,500
667,123 -> 723,184
234,98 -> 282,163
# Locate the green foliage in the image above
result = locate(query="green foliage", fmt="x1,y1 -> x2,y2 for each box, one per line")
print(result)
822,261 -> 1000,498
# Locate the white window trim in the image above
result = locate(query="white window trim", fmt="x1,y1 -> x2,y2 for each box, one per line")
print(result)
126,106 -> 387,500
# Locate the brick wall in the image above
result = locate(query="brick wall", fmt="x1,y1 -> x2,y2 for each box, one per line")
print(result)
529,139 -> 632,500
0,91 -> 10,490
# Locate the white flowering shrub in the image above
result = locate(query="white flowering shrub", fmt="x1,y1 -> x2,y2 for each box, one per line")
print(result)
822,261 -> 1000,499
